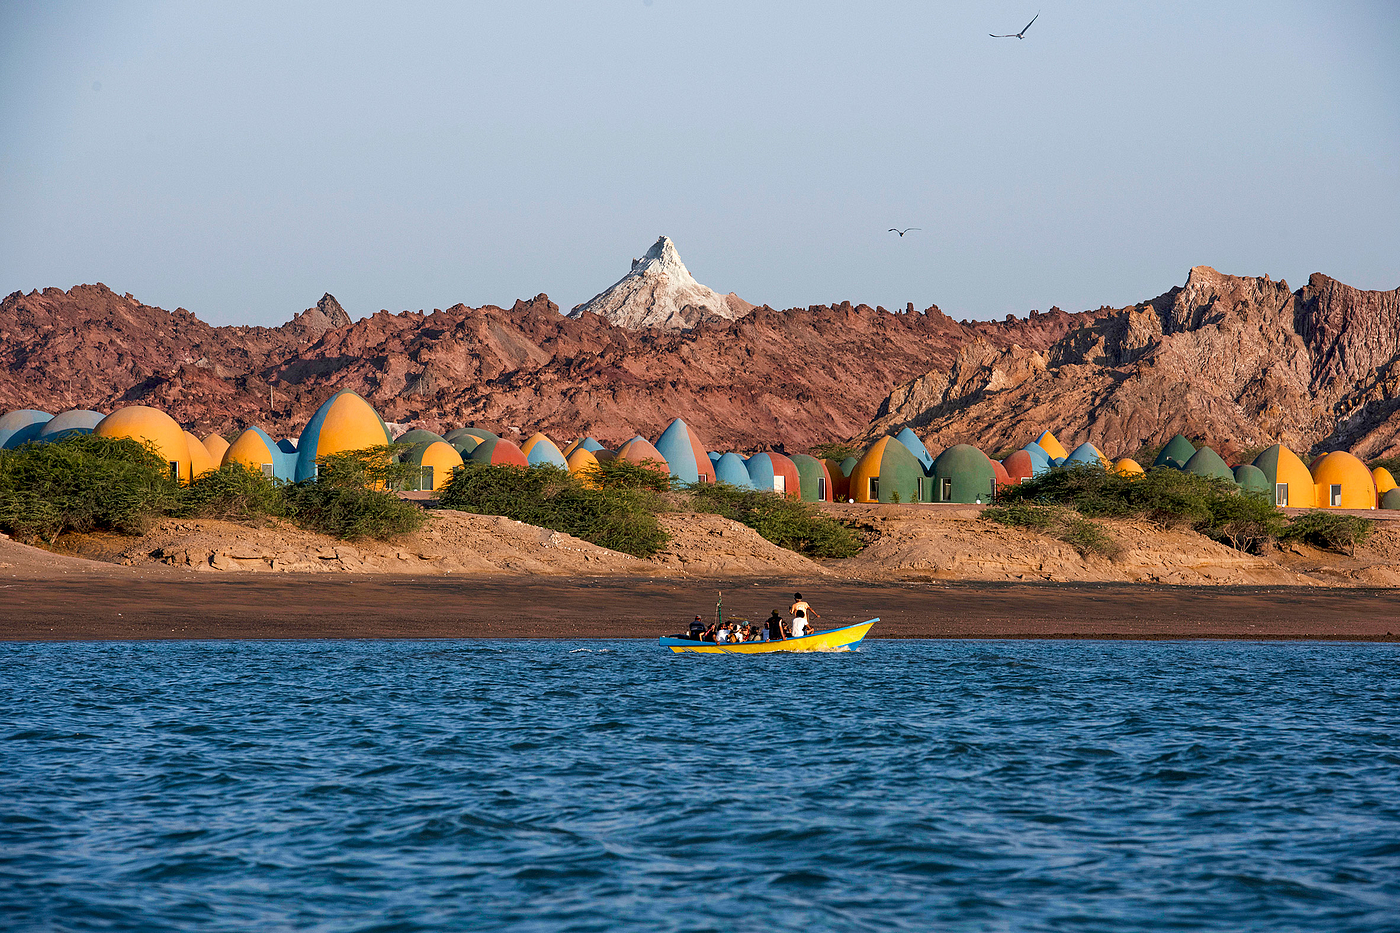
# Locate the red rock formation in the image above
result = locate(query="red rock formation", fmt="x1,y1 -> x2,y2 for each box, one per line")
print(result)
865,267 -> 1400,460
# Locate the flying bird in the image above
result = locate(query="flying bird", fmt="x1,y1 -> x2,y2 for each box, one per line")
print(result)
991,12 -> 1039,38
888,227 -> 921,237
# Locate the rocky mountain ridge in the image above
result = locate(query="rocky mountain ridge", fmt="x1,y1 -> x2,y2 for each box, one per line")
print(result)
865,267 -> 1400,460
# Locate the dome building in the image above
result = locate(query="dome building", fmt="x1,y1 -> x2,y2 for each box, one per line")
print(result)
615,436 -> 671,473
95,406 -> 193,482
1310,451 -> 1376,509
654,418 -> 717,484
789,454 -> 834,502
35,410 -> 104,442
1251,444 -> 1316,508
0,410 -> 52,449
714,452 -> 756,489
295,391 -> 393,482
566,447 -> 602,486
520,432 -> 569,469
1154,435 -> 1197,470
403,440 -> 464,491
1113,458 -> 1145,477
1034,430 -> 1069,461
745,452 -> 801,498
1002,449 -> 1035,484
467,435 -> 531,467
1233,463 -> 1271,496
849,436 -> 922,503
222,426 -> 296,481
894,427 -> 935,472
1065,442 -> 1109,469
1183,446 -> 1236,483
930,444 -> 999,504
202,433 -> 231,462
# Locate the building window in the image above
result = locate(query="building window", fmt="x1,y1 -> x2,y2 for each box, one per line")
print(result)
261,463 -> 274,478
1331,484 -> 1343,507
422,465 -> 434,490
169,461 -> 179,482
869,477 -> 879,500
773,475 -> 785,495
940,478 -> 952,502
1275,483 -> 1288,507
917,477 -> 928,501
817,477 -> 826,500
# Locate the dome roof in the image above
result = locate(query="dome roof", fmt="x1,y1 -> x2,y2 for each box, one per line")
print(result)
35,409 -> 103,442
654,418 -> 715,484
296,391 -> 392,481
1034,430 -> 1069,460
930,443 -> 998,503
745,451 -> 800,497
1154,435 -> 1197,470
1065,442 -> 1108,468
446,426 -> 499,444
566,447 -> 602,486
223,426 -> 296,481
1232,463 -> 1270,495
1382,488 -> 1400,510
1002,449 -> 1034,482
789,454 -> 833,502
95,406 -> 193,481
520,432 -> 568,469
714,452 -> 755,488
1311,451 -> 1376,509
1252,444 -> 1314,508
395,429 -> 446,448
1371,467 -> 1396,495
468,435 -> 530,467
404,440 -> 463,490
616,436 -> 670,473
1183,446 -> 1235,483
849,436 -> 923,503
184,431 -> 217,479
893,427 -> 934,471
202,433 -> 231,461
0,409 -> 53,449
1113,458 -> 1145,476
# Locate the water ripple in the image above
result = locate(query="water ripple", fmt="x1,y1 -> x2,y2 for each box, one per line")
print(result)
1,639 -> 1398,931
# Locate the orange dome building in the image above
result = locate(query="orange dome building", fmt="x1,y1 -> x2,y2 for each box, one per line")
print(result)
615,436 -> 671,474
184,431 -> 217,478
566,447 -> 602,487
202,433 -> 231,462
404,440 -> 463,491
1372,467 -> 1396,497
295,391 -> 393,481
95,406 -> 193,483
1113,458 -> 1145,477
1311,451 -> 1376,509
1034,430 -> 1069,461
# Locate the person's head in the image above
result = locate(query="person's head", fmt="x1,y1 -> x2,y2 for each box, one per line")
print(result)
793,592 -> 802,600
769,609 -> 780,619
694,615 -> 702,622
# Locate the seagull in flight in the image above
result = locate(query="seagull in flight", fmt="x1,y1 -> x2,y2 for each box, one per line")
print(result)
991,12 -> 1039,38
888,227 -> 921,237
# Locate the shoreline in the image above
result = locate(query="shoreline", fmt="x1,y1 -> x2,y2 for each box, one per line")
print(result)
3,575 -> 1399,642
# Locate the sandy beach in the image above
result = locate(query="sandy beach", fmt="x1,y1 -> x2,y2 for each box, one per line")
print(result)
3,573 -> 1399,642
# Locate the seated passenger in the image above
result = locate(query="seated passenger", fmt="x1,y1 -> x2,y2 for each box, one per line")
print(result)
688,615 -> 705,640
715,624 -> 731,644
790,610 -> 810,638
766,610 -> 786,641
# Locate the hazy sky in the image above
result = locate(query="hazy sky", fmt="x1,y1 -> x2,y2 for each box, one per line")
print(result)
2,1 -> 1396,326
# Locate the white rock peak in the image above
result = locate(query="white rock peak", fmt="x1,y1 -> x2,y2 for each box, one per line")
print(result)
569,236 -> 753,331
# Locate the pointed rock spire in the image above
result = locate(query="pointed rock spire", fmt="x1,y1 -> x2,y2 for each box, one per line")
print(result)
569,236 -> 754,331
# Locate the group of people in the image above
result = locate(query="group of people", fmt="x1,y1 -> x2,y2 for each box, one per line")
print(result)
684,593 -> 820,643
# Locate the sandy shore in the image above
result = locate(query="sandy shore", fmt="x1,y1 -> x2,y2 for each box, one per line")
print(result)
3,574 -> 1399,641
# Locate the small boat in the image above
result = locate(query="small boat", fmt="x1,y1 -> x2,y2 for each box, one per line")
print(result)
659,619 -> 878,654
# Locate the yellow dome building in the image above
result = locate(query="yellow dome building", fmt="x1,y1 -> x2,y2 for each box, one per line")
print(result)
95,406 -> 193,483
1251,444 -> 1316,508
1372,467 -> 1396,496
1112,458 -> 1145,477
1311,451 -> 1376,509
404,440 -> 463,491
1035,430 -> 1069,461
295,391 -> 392,482
202,433 -> 231,462
566,447 -> 602,487
184,431 -> 217,478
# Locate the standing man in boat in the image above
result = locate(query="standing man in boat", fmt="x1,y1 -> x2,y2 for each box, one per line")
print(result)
765,609 -> 787,642
789,592 -> 819,636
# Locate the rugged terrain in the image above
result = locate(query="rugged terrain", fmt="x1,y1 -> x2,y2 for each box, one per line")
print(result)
866,267 -> 1400,460
3,263 -> 1398,457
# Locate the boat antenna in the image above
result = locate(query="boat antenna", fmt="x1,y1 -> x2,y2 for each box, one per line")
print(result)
717,590 -> 722,630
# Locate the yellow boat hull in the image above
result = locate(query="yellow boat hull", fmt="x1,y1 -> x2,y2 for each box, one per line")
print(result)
660,619 -> 876,654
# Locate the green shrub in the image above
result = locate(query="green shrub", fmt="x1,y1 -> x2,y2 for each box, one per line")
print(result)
438,463 -> 670,557
314,443 -> 418,490
997,464 -> 1286,553
684,482 -> 862,558
0,435 -> 180,541
282,481 -> 425,541
588,457 -> 674,491
1368,456 -> 1400,478
1281,511 -> 1374,556
809,442 -> 862,461
177,462 -> 286,523
983,502 -> 1121,559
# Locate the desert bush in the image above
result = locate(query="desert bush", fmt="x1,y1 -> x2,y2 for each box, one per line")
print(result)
983,502 -> 1121,559
314,443 -> 418,490
998,465 -> 1288,553
588,457 -> 674,491
684,482 -> 862,558
282,481 -> 425,541
1368,456 -> 1400,478
177,462 -> 286,523
438,463 -> 670,557
809,442 -> 863,461
0,435 -> 180,541
1281,511 -> 1374,556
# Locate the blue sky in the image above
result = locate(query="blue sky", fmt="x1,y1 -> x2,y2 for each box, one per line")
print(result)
1,1 -> 1396,326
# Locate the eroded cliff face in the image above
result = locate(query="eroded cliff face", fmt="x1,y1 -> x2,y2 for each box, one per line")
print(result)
866,268 -> 1400,460
0,284 -> 1073,449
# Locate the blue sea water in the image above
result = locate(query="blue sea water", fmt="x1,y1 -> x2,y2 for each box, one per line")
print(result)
2,640 -> 1399,932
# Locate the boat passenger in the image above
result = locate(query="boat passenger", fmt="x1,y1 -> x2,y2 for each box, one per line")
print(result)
688,615 -> 705,640
702,623 -> 718,642
791,610 -> 810,638
765,610 -> 786,641
790,593 -> 819,632
715,624 -> 731,644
